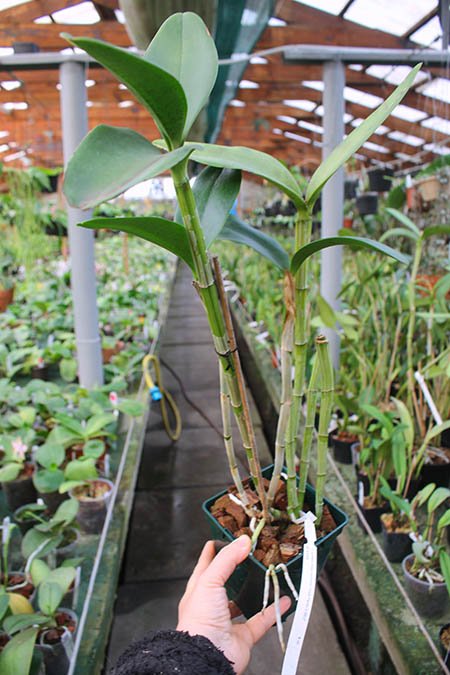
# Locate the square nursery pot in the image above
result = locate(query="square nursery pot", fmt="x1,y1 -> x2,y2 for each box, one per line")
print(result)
380,514 -> 412,563
203,465 -> 348,619
402,554 -> 450,619
368,167 -> 394,192
356,192 -> 378,216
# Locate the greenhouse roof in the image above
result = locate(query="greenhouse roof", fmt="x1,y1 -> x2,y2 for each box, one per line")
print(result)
0,0 -> 448,172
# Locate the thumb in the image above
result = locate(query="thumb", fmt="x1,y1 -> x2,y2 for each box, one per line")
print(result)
200,535 -> 251,588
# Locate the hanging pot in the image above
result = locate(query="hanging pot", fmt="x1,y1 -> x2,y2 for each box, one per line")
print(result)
380,513 -> 412,562
356,192 -> 378,216
416,176 -> 440,203
202,464 -> 348,619
402,554 -> 450,619
69,478 -> 114,534
0,286 -> 14,312
344,179 -> 358,200
2,463 -> 37,512
368,168 -> 394,192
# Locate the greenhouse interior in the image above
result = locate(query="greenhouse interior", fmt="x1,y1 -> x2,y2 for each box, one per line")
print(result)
0,0 -> 449,673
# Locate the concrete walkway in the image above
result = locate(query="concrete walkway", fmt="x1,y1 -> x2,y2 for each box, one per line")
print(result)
106,264 -> 350,675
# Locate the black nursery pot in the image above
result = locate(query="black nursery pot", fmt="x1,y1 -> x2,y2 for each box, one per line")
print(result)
202,465 -> 348,619
2,465 -> 37,512
356,501 -> 389,534
419,460 -> 450,489
330,434 -> 356,465
368,168 -> 394,192
344,179 -> 358,200
356,192 -> 378,216
380,516 -> 412,563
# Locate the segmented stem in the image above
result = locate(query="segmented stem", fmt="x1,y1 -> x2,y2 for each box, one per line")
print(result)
297,352 -> 320,512
314,336 -> 334,523
219,365 -> 248,506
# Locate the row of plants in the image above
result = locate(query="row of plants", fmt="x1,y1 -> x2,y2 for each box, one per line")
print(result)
0,229 -> 174,670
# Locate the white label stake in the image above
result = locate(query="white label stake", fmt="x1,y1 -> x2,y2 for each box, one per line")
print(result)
281,516 -> 317,675
414,371 -> 443,425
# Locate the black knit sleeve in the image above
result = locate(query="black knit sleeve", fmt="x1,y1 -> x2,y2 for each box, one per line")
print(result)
111,629 -> 236,675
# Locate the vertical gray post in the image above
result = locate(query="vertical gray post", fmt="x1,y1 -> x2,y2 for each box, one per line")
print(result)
60,61 -> 103,387
320,60 -> 345,368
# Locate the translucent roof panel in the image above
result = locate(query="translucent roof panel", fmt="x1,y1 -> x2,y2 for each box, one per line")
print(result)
423,143 -> 449,156
421,116 -> 450,135
363,141 -> 389,153
410,16 -> 442,47
344,0 -> 437,37
293,0 -> 349,16
351,118 -> 389,135
417,78 -> 450,105
277,115 -> 297,124
0,0 -> 32,9
390,104 -> 428,122
52,2 -> 100,24
344,87 -> 382,108
388,131 -> 424,147
365,65 -> 428,86
284,131 -> 311,144
283,99 -> 317,111
298,120 -> 323,134
315,105 -> 353,123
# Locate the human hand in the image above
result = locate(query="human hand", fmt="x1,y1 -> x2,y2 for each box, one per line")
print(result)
177,535 -> 291,674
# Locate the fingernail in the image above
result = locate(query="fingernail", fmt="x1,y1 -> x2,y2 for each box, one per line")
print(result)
234,534 -> 251,548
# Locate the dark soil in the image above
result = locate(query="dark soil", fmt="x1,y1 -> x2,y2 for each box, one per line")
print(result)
210,477 -> 336,567
440,624 -> 450,651
380,512 -> 411,534
4,573 -> 35,599
73,479 -> 111,500
41,611 -> 77,645
332,431 -> 359,443
18,462 -> 35,480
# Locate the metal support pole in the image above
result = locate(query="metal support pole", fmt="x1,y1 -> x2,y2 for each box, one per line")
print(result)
60,61 -> 103,387
320,60 -> 345,369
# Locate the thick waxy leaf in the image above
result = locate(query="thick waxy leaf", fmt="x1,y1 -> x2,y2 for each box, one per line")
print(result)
391,398 -> 414,453
33,468 -> 64,493
438,510 -> 450,531
416,482 -> 436,507
145,12 -> 218,139
427,486 -> 450,513
0,463 -> 21,482
380,227 -> 418,243
80,217 -> 194,271
62,35 -> 187,147
306,64 -> 422,205
30,559 -> 51,587
4,613 -> 47,635
64,126 -> 192,209
53,497 -> 79,525
440,550 -> 450,595
422,225 -> 450,239
386,208 -> 420,236
219,215 -> 289,270
291,236 -> 409,274
178,166 -> 241,246
423,420 -> 450,447
36,442 -> 65,470
45,566 -> 76,596
38,580 -> 64,616
185,143 -> 307,212
0,627 -> 39,675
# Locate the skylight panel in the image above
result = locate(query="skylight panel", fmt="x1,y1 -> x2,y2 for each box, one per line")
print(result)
34,16 -> 52,24
4,150 -> 25,162
115,9 -> 125,24
284,131 -> 311,144
229,99 -> 246,107
421,116 -> 450,135
293,0 -> 349,15
0,131 -> 9,138
52,2 -> 100,24
344,0 -> 437,37
363,141 -> 389,153
388,131 -> 424,147
283,99 -> 316,111
239,80 -> 259,89
277,115 -> 297,124
366,65 -> 428,86
0,0 -> 31,10
0,48 -> 14,56
268,17 -> 286,26
118,100 -> 133,108
423,142 -> 449,156
410,16 -> 441,47
298,120 -> 323,134
302,81 -> 324,92
390,105 -> 427,122
344,87 -> 382,108
273,128 -> 283,135
2,102 -> 27,111
250,56 -> 268,65
241,9 -> 257,25
0,144 -> 9,153
0,80 -> 21,91
417,78 -> 450,105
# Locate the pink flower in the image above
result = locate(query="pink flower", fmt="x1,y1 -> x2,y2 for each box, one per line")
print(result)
12,438 -> 27,461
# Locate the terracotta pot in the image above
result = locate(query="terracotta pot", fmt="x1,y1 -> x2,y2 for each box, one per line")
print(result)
343,216 -> 353,229
0,286 -> 14,312
417,175 -> 440,203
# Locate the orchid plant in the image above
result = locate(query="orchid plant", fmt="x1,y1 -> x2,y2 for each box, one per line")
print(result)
63,12 -> 419,527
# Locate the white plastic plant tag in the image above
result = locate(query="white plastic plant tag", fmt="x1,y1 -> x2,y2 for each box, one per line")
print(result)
358,481 -> 365,506
281,515 -> 317,675
255,330 -> 269,344
104,454 -> 111,478
414,371 -> 443,425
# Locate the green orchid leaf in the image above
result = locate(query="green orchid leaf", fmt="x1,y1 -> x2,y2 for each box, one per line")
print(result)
0,593 -> 9,622
64,125 -> 193,209
54,413 -> 84,437
391,398 -> 414,454
427,487 -> 450,513
59,358 -> 78,382
306,64 -> 422,206
416,482 -> 436,507
84,413 -> 116,438
52,497 -> 79,525
422,225 -> 450,239
83,439 -> 105,460
117,399 -> 145,417
64,457 -> 97,482
385,208 -> 420,237
317,295 -> 337,328
0,464 -> 21,482
46,566 -> 76,596
33,468 -> 64,494
185,143 -> 307,212
291,236 -> 409,274
38,580 -> 64,616
30,558 -> 51,587
438,509 -> 450,532
35,442 -> 65,470
218,215 -> 289,271
424,420 -> 450,447
79,217 -> 194,271
178,166 -> 241,247
62,35 -> 187,147
144,12 -> 218,139
0,627 -> 39,675
21,529 -> 59,561
380,227 -> 419,243
439,550 -> 450,596
4,613 -> 48,636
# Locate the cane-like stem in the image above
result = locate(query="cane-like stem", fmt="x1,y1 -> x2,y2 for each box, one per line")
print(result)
315,336 -> 334,523
219,365 -> 248,507
285,213 -> 312,511
406,238 -> 425,436
268,272 -> 295,506
297,352 -> 320,512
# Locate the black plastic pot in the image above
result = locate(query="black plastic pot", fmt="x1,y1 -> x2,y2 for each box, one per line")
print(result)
2,465 -> 37,512
368,168 -> 394,192
37,608 -> 77,675
355,466 -> 370,497
419,460 -> 450,489
39,490 -> 67,514
380,515 -> 412,562
442,429 -> 450,449
70,478 -> 114,534
356,192 -> 378,216
402,554 -> 450,619
356,501 -> 389,534
330,434 -> 358,465
344,179 -> 358,200
203,465 -> 348,619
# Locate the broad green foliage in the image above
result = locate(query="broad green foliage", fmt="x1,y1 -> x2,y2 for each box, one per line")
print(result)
220,216 -> 289,271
